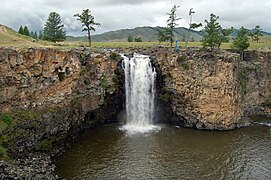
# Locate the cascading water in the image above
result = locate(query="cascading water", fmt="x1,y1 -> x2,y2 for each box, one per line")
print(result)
121,53 -> 160,133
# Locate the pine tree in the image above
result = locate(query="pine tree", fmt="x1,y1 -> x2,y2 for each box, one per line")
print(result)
23,26 -> 30,36
134,37 -> 143,42
18,25 -> 24,35
43,12 -> 66,42
253,25 -> 263,43
157,28 -> 170,43
74,9 -> 100,47
202,13 -> 221,51
30,31 -> 35,38
232,27 -> 250,60
34,31 -> 38,39
128,36 -> 133,42
38,31 -> 43,40
166,5 -> 181,48
218,27 -> 233,48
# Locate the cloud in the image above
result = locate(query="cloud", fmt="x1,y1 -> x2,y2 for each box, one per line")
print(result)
0,0 -> 270,36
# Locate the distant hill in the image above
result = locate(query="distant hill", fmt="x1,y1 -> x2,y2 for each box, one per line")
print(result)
66,26 -> 271,42
66,26 -> 204,42
0,24 -> 44,47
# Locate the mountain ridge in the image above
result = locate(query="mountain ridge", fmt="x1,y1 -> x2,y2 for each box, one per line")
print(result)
66,26 -> 271,42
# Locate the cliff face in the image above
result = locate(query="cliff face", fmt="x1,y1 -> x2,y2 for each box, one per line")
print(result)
154,51 -> 241,130
240,51 -> 271,116
0,47 -> 270,178
154,50 -> 271,130
0,47 -> 123,157
0,48 -> 81,110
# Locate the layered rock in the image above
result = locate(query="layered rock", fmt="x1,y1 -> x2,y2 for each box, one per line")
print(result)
153,50 -> 241,130
153,49 -> 271,130
0,47 -> 123,178
240,51 -> 271,116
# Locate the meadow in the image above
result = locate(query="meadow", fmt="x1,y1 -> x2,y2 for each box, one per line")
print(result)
0,24 -> 271,50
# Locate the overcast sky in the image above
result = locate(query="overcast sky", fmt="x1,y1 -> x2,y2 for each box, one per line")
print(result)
0,0 -> 270,36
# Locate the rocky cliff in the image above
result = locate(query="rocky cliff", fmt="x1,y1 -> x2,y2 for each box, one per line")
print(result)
152,49 -> 271,130
0,47 -> 270,178
0,47 -> 123,178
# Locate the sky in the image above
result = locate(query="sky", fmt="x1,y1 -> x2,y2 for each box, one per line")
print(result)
0,0 -> 270,36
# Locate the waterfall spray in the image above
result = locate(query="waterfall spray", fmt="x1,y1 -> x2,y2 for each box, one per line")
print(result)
121,53 -> 160,134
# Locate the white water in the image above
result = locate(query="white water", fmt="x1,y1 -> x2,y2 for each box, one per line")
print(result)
121,54 -> 160,134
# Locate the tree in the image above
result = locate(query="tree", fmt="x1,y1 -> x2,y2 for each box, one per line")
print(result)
202,13 -> 221,51
23,26 -> 30,36
181,33 -> 186,42
157,28 -> 170,43
252,25 -> 263,43
248,31 -> 255,43
74,9 -> 100,47
218,27 -> 233,48
38,31 -> 43,40
185,8 -> 202,50
18,25 -> 24,35
30,31 -> 38,39
231,27 -> 250,59
34,31 -> 38,39
134,37 -> 143,42
166,5 -> 181,48
43,12 -> 66,42
128,36 -> 133,42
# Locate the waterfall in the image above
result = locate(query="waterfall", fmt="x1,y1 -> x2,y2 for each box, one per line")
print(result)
121,53 -> 160,133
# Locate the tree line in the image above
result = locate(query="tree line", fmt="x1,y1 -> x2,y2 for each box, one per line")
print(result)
159,4 -> 263,54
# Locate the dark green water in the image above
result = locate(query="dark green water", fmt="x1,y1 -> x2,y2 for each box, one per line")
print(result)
55,118 -> 271,179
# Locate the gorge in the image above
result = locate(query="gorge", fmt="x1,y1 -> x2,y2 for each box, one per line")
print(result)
0,47 -> 270,178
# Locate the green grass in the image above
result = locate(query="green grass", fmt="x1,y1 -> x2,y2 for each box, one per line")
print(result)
0,145 -> 7,158
1,24 -> 271,50
60,41 -> 271,51
0,110 -> 38,133
0,112 -> 13,125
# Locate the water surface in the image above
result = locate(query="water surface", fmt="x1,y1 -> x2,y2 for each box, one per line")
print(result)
55,119 -> 271,179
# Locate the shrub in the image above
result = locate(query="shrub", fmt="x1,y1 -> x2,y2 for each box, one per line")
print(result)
84,79 -> 91,85
110,52 -> 121,61
58,72 -> 65,81
0,145 -> 7,158
0,112 -> 13,125
238,71 -> 248,99
181,62 -> 190,70
177,55 -> 185,63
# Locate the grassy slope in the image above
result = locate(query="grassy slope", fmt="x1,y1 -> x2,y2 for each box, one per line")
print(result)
0,24 -> 46,47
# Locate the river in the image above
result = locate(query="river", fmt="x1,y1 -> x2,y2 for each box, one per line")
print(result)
55,117 -> 271,179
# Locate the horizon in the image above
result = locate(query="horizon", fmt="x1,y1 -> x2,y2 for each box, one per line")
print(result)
0,0 -> 270,37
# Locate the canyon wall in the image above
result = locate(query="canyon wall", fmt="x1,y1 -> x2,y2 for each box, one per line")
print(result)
0,47 -> 270,178
0,47 -> 123,158
153,49 -> 271,130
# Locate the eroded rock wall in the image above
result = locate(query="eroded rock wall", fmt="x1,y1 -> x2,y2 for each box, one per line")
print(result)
154,50 -> 242,130
0,47 -> 123,157
240,51 -> 271,116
